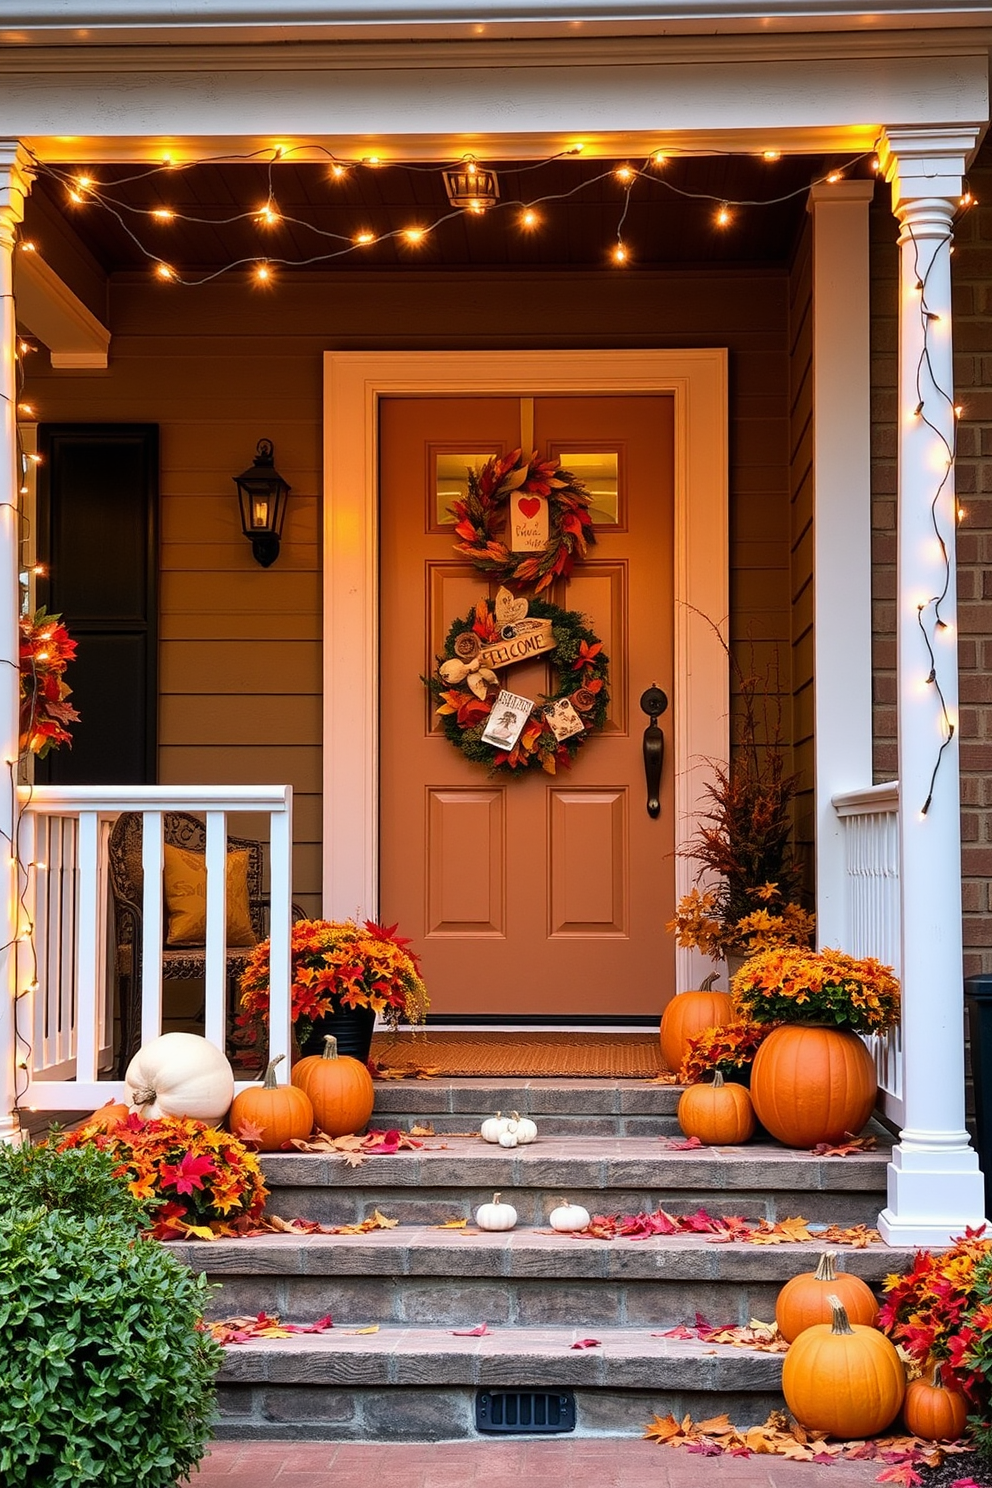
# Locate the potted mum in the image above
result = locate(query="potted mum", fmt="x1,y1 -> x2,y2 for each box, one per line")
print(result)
238,917 -> 429,1063
732,947 -> 900,1147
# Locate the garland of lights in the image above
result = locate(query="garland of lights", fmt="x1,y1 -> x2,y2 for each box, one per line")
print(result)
19,143 -> 883,286
453,450 -> 596,592
427,593 -> 609,775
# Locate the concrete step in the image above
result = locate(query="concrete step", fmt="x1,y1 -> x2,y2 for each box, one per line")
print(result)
370,1078 -> 680,1137
174,1229 -> 912,1330
213,1324 -> 787,1440
259,1134 -> 891,1228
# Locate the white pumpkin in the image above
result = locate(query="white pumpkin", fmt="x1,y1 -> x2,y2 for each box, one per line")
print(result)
480,1112 -> 509,1144
475,1192 -> 517,1231
549,1200 -> 591,1233
125,1032 -> 234,1123
498,1129 -> 519,1148
509,1111 -> 537,1144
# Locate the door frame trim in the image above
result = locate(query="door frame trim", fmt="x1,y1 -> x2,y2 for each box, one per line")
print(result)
322,348 -> 729,993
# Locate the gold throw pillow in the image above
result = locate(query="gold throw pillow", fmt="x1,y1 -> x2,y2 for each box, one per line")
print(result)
163,843 -> 255,948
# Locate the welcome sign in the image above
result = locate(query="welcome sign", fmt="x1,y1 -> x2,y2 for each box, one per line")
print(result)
478,618 -> 556,670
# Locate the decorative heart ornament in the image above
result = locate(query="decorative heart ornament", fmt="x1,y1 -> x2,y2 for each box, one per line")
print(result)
518,496 -> 541,519
495,587 -> 529,629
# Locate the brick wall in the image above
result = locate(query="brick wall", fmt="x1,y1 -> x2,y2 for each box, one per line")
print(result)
870,144 -> 992,976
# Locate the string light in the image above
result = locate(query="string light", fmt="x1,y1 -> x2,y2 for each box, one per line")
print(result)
17,341 -> 34,356
254,261 -> 273,284
151,208 -> 174,221
614,164 -> 634,183
403,227 -> 427,245
826,172 -> 842,184
716,204 -> 732,227
17,241 -> 35,252
762,150 -> 781,161
330,163 -> 347,180
256,200 -> 280,226
16,404 -> 34,417
612,242 -> 629,265
520,208 -> 540,230
653,152 -> 667,166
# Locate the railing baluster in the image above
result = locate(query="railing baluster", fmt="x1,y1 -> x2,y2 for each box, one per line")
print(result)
141,811 -> 165,1047
268,799 -> 293,1070
74,811 -> 100,1085
204,810 -> 227,1050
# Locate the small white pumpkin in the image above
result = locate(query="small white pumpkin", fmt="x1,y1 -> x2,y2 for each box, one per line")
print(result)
498,1127 -> 519,1148
475,1192 -> 517,1231
480,1112 -> 509,1144
509,1111 -> 537,1144
125,1031 -> 234,1123
549,1199 -> 591,1233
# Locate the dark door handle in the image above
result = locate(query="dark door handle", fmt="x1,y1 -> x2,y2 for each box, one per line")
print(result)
639,685 -> 668,819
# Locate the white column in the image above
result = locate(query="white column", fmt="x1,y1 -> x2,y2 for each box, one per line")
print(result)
0,142 -> 32,1143
877,127 -> 986,1244
807,180 -> 876,947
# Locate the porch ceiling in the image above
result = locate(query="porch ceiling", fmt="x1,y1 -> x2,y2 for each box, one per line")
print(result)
29,152 -> 863,274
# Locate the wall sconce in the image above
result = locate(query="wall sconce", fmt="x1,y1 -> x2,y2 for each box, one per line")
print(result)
233,438 -> 290,568
442,158 -> 500,213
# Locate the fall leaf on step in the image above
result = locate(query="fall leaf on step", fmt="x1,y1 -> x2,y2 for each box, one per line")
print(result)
695,1414 -> 734,1436
369,1209 -> 398,1229
180,1222 -> 219,1241
348,1324 -> 380,1335
409,1123 -> 435,1136
817,1222 -> 881,1247
570,1338 -> 601,1350
875,1467 -> 923,1486
811,1133 -> 877,1157
644,1073 -> 679,1085
659,1135 -> 706,1150
264,1215 -> 335,1235
452,1323 -> 489,1336
435,1218 -> 469,1229
749,1216 -> 813,1244
340,1150 -> 369,1169
644,1414 -> 689,1445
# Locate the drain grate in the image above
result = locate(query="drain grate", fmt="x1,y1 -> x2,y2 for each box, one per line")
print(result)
475,1390 -> 576,1434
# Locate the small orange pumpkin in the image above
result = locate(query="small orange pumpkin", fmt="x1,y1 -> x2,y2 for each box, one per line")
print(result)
85,1100 -> 131,1133
749,1023 -> 877,1147
229,1053 -> 315,1151
903,1361 -> 969,1442
677,1070 -> 755,1145
782,1294 -> 905,1438
660,974 -> 733,1074
775,1251 -> 879,1343
291,1033 -> 375,1138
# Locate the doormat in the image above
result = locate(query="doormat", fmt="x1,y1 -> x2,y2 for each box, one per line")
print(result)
369,1031 -> 662,1080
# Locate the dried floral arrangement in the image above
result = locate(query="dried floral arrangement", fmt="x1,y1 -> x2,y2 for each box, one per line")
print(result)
677,1019 -> 776,1084
667,628 -> 814,960
731,946 -> 900,1034
880,1227 -> 992,1454
19,607 -> 79,757
58,1112 -> 268,1240
238,917 -> 429,1049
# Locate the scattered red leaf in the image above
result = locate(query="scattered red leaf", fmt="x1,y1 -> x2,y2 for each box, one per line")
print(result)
659,1135 -> 706,1150
570,1338 -> 601,1349
875,1468 -> 923,1486
208,1311 -> 333,1345
811,1134 -> 877,1157
452,1323 -> 489,1336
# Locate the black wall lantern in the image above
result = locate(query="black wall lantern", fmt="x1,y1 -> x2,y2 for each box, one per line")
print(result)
233,438 -> 290,568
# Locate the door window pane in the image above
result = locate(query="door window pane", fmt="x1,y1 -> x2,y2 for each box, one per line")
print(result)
559,451 -> 620,525
435,452 -> 497,526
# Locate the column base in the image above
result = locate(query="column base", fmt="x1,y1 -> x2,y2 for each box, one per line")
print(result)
0,1114 -> 23,1147
878,1142 -> 987,1245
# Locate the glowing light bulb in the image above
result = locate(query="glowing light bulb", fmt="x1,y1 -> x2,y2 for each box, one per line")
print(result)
762,150 -> 781,161
32,564 -> 46,577
76,174 -> 93,190
151,208 -> 174,221
354,230 -> 375,245
27,454 -> 42,465
653,152 -> 666,166
155,263 -> 174,280
466,159 -> 478,177
827,172 -> 842,184
403,227 -> 426,244
520,208 -> 539,229
17,340 -> 33,355
17,404 -> 34,417
961,191 -> 973,206
363,155 -> 382,167
612,242 -> 628,265
568,143 -> 585,154
330,164 -> 347,179
257,201 -> 280,225
614,165 -> 634,183
68,189 -> 84,205
18,240 -> 35,252
958,506 -> 967,521
871,156 -> 880,172
716,205 -> 731,227
955,405 -> 964,418
255,262 -> 272,283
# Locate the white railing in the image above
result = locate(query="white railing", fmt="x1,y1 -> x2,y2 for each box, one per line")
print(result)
832,781 -> 903,1126
17,784 -> 293,1112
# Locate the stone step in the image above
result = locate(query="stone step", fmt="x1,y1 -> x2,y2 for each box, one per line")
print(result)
214,1324 -> 787,1440
259,1135 -> 891,1228
370,1078 -> 680,1137
174,1229 -> 911,1330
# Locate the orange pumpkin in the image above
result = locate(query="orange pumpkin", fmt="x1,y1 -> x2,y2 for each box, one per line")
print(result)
85,1099 -> 131,1132
782,1294 -> 905,1438
775,1250 -> 878,1343
903,1362 -> 969,1442
749,1023 -> 877,1147
677,1070 -> 755,1144
229,1053 -> 315,1151
660,974 -> 733,1074
291,1033 -> 375,1138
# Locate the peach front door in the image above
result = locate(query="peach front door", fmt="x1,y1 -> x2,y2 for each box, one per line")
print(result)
379,393 -> 676,1018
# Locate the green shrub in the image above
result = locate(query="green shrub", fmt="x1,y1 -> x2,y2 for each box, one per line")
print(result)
0,1206 -> 223,1487
0,1138 -> 148,1231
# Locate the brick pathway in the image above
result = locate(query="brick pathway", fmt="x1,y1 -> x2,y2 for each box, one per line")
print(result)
195,1439 -> 888,1486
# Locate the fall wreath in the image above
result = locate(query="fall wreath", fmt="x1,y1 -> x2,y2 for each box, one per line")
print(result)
426,587 -> 609,775
453,449 -> 597,592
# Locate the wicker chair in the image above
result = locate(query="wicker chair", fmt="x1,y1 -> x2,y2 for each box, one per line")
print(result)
108,810 -> 269,1075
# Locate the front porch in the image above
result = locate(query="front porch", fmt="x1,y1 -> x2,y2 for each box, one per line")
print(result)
0,29 -> 989,1247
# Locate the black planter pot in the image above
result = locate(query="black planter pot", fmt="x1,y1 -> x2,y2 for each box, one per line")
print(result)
298,1003 -> 377,1064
